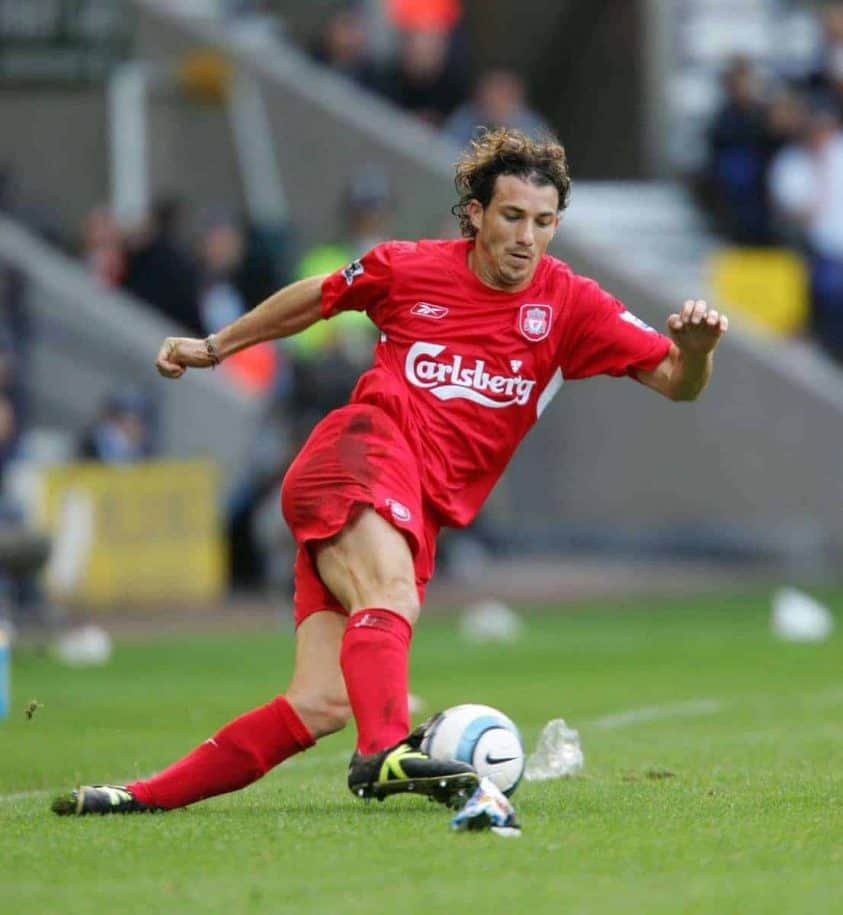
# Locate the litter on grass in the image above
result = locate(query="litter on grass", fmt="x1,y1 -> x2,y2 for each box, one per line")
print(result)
450,777 -> 521,836
52,625 -> 112,667
24,699 -> 44,720
771,587 -> 834,642
524,719 -> 584,781
459,600 -> 523,643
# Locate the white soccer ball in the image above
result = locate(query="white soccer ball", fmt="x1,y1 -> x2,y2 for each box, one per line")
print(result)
421,703 -> 525,796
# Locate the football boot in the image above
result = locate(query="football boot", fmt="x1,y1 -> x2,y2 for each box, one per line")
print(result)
51,785 -> 162,816
348,733 -> 478,808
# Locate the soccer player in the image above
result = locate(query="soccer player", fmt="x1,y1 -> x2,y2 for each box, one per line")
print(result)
52,129 -> 727,816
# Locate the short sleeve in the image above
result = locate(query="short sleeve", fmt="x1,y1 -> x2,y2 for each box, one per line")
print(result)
320,243 -> 393,321
560,277 -> 672,380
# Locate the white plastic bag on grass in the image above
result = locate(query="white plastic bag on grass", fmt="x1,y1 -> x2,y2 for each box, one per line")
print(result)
524,719 -> 584,781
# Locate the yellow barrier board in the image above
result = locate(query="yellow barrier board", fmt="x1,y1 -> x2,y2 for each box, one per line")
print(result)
38,460 -> 226,609
709,247 -> 809,335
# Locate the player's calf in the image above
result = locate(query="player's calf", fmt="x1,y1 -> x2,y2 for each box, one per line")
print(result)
285,689 -> 351,738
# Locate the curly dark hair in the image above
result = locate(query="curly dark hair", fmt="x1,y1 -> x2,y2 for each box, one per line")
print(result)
452,128 -> 572,238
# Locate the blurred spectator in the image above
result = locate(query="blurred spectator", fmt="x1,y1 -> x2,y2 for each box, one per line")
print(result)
305,2 -> 468,125
310,5 -> 383,92
767,89 -> 809,152
297,166 -> 393,274
702,57 -> 776,245
123,197 -> 201,333
0,344 -> 19,471
803,3 -> 843,117
0,179 -> 32,480
197,210 -> 285,584
444,69 -> 551,148
380,28 -> 467,125
80,206 -> 126,289
79,391 -> 153,464
197,212 -> 248,331
234,221 -> 288,312
384,0 -> 463,33
196,212 -> 281,396
0,264 -> 26,477
288,168 -> 386,431
769,102 -> 843,359
0,257 -> 44,625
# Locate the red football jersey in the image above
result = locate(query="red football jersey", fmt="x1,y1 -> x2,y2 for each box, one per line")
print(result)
320,239 -> 671,527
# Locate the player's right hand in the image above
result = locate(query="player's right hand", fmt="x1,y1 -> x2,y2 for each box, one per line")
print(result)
155,337 -> 215,379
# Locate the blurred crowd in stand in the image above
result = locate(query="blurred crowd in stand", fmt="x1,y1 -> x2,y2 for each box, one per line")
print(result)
0,173 -> 44,624
309,1 -> 547,140
312,0 -> 466,126
0,172 -> 33,491
699,3 -> 843,362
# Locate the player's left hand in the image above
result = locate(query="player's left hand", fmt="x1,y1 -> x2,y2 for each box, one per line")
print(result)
667,299 -> 728,355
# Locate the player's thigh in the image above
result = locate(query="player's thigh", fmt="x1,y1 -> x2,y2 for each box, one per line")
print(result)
313,507 -> 420,623
285,609 -> 350,736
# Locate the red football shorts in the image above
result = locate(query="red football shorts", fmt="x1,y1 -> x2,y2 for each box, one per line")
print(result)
280,404 -> 439,627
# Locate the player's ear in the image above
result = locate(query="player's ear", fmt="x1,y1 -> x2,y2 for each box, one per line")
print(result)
466,199 -> 483,233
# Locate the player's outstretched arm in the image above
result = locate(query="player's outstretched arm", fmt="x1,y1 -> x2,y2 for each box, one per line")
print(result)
636,299 -> 728,402
155,274 -> 326,379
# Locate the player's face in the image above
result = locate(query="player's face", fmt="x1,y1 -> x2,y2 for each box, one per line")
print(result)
468,175 -> 560,291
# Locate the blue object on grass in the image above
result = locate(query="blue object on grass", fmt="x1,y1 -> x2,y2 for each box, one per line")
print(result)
450,776 -> 521,835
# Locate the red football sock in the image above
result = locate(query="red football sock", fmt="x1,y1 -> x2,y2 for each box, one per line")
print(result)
340,608 -> 412,755
128,695 -> 314,809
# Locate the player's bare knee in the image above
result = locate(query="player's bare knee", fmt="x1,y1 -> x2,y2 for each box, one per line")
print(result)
362,573 -> 419,622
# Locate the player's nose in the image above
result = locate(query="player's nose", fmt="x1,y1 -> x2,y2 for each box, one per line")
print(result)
515,225 -> 534,247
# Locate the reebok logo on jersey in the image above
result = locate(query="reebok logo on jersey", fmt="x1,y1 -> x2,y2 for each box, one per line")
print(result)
411,302 -> 449,319
405,342 -> 536,408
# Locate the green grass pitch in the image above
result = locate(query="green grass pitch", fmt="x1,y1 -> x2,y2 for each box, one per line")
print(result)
1,590 -> 842,914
